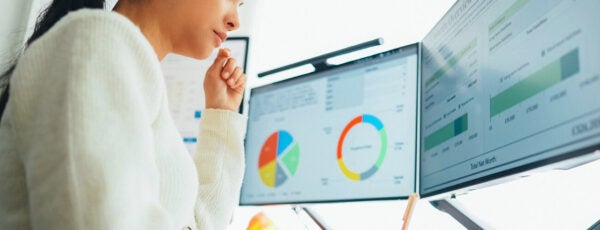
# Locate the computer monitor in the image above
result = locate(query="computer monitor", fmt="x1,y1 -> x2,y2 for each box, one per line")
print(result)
240,44 -> 419,205
420,0 -> 600,198
161,37 -> 249,155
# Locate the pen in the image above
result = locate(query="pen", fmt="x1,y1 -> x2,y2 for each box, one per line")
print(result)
401,193 -> 420,230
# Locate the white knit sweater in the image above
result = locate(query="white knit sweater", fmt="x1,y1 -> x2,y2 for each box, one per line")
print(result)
0,9 -> 246,230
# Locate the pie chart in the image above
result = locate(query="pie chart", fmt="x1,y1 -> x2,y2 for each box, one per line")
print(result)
258,130 -> 300,188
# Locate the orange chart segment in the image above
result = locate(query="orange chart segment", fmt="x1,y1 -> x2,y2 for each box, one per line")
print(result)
259,132 -> 278,168
337,116 -> 362,159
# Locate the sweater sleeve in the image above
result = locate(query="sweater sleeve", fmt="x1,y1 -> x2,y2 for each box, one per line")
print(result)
8,12 -> 173,229
193,109 -> 247,230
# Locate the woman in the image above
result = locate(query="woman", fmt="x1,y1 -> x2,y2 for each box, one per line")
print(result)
0,0 -> 247,229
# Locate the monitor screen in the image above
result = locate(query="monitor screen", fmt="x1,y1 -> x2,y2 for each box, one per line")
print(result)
161,37 -> 248,155
420,0 -> 600,197
240,44 -> 419,205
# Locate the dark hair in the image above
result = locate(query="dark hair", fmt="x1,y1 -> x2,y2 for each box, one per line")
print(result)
0,0 -> 106,120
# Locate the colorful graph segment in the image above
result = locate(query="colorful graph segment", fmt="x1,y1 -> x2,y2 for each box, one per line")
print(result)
258,133 -> 278,168
259,160 -> 277,187
277,131 -> 293,156
281,143 -> 300,175
258,130 -> 300,188
337,114 -> 388,181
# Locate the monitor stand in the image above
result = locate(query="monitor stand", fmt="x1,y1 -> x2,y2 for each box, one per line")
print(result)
291,205 -> 331,230
429,198 -> 486,230
428,150 -> 600,230
292,200 -> 485,229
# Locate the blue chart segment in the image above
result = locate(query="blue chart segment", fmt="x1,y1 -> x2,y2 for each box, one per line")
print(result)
277,131 -> 293,156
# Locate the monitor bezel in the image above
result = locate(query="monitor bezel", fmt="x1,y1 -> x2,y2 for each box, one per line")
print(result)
419,141 -> 600,199
240,42 -> 420,206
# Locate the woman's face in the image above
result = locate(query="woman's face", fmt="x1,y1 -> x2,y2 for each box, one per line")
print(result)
168,0 -> 243,59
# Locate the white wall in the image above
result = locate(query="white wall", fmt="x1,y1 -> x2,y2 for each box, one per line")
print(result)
247,0 -> 456,87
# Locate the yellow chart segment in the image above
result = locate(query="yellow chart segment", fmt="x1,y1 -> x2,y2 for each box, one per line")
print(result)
259,160 -> 277,188
337,159 -> 361,181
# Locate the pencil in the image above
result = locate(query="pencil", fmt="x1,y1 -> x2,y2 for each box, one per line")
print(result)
401,193 -> 420,230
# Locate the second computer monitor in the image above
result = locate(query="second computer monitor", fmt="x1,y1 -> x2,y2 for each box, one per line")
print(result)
240,44 -> 419,205
420,0 -> 600,198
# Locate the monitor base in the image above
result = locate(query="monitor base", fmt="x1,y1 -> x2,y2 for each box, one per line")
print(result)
291,205 -> 331,230
430,199 -> 486,230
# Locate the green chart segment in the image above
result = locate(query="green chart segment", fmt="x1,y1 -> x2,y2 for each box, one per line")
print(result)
425,114 -> 469,151
490,48 -> 580,117
489,0 -> 530,34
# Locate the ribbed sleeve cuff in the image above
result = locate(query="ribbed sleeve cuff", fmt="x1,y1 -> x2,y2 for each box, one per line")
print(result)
200,109 -> 247,141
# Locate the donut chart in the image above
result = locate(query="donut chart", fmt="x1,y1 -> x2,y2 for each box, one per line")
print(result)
258,130 -> 300,188
337,114 -> 388,181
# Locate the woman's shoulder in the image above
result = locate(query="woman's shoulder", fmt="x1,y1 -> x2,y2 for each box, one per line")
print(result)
26,9 -> 156,63
11,9 -> 164,113
55,8 -> 138,30
16,9 -> 161,78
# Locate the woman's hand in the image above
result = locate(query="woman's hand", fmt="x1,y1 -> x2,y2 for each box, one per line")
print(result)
204,48 -> 247,112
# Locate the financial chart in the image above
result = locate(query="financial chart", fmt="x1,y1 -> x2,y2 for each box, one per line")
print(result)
420,0 -> 600,195
241,46 -> 418,204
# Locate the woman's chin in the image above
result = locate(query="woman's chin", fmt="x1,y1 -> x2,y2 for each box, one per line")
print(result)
196,48 -> 215,60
